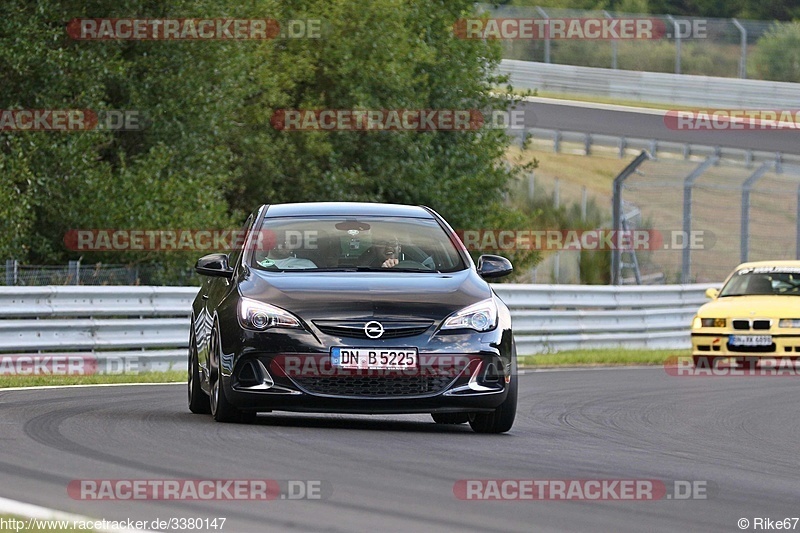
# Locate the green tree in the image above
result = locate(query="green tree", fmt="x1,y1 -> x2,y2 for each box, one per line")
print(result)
0,0 -> 531,279
750,22 -> 800,82
0,0 -> 248,273
228,0 -> 521,231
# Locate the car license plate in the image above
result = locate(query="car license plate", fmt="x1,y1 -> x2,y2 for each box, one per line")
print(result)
729,335 -> 772,346
331,347 -> 418,369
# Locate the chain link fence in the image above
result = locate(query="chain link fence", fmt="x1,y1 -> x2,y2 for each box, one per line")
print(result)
617,156 -> 800,284
1,261 -> 199,286
478,4 -> 780,79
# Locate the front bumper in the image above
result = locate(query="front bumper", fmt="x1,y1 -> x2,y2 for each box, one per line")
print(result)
222,352 -> 512,414
691,331 -> 800,357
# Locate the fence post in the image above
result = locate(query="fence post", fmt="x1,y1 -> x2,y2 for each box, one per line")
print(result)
681,156 -> 718,283
68,260 -> 80,286
603,10 -> 618,70
536,7 -> 551,64
740,162 -> 772,263
667,15 -> 681,74
554,253 -> 560,284
528,172 -> 535,201
554,178 -> 560,209
5,260 -> 16,286
732,19 -> 747,79
581,187 -> 587,222
611,151 -> 651,285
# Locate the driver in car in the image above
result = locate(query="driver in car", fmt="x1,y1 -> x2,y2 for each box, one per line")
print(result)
372,237 -> 402,268
362,236 -> 436,270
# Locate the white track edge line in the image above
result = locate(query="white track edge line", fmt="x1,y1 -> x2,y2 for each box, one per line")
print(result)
0,382 -> 183,392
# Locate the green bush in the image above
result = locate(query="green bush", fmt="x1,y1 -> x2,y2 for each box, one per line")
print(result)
750,22 -> 800,82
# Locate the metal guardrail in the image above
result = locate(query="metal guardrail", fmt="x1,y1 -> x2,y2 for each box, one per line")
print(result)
492,283 -> 711,354
518,127 -> 800,167
0,285 -> 711,372
0,286 -> 196,373
500,59 -> 800,108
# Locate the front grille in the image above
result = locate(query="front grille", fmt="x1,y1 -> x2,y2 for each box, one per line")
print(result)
291,375 -> 453,397
314,321 -> 432,339
732,319 -> 772,331
726,342 -> 776,353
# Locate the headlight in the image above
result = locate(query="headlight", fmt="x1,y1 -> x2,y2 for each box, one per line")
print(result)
779,319 -> 800,328
441,298 -> 498,332
700,318 -> 727,328
238,298 -> 301,331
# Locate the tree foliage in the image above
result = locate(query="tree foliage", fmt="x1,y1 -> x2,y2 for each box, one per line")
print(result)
1,0 -> 527,276
751,22 -> 800,82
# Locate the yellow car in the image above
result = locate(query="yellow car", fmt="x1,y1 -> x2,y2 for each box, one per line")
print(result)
691,260 -> 800,366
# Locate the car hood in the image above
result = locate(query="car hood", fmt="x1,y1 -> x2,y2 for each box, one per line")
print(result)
698,295 -> 800,318
238,268 -> 492,321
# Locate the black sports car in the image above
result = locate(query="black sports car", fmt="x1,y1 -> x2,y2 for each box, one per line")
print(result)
189,202 -> 517,433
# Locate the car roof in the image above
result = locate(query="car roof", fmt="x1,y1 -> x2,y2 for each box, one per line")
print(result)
735,260 -> 800,269
262,202 -> 434,218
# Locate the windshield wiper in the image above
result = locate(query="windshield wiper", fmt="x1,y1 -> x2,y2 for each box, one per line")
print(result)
356,266 -> 437,272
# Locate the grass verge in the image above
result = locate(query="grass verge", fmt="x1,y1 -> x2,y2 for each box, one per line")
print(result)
519,348 -> 690,367
0,370 -> 185,389
531,90 -> 674,110
500,87 -> 673,110
0,352 -> 686,388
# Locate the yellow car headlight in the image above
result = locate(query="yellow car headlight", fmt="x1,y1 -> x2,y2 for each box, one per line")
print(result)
779,319 -> 800,328
699,318 -> 726,328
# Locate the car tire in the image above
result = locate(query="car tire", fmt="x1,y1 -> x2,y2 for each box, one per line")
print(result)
431,413 -> 469,425
211,369 -> 248,423
188,327 -> 211,414
209,327 -> 250,423
468,376 -> 517,434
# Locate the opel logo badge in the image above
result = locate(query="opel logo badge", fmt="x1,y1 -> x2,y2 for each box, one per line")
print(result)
365,321 -> 384,339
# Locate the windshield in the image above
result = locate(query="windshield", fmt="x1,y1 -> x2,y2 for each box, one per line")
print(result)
248,216 -> 466,273
719,266 -> 800,297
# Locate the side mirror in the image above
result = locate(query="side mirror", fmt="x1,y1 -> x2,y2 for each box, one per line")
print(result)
705,287 -> 719,299
195,253 -> 233,279
477,254 -> 513,279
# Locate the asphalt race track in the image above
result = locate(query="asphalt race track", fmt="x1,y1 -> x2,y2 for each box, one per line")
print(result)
1,369 -> 798,532
516,99 -> 800,156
